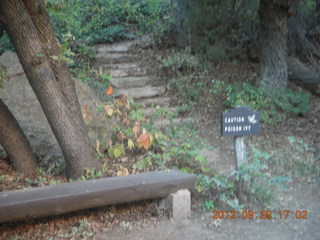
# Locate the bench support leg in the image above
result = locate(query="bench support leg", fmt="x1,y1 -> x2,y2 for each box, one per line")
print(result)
158,189 -> 191,221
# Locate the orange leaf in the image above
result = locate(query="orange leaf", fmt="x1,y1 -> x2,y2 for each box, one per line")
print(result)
106,86 -> 114,95
137,133 -> 151,150
133,125 -> 139,137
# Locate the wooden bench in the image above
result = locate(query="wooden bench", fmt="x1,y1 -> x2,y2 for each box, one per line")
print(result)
0,169 -> 196,223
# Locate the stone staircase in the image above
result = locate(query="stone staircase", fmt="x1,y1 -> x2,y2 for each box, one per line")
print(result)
92,37 -> 194,127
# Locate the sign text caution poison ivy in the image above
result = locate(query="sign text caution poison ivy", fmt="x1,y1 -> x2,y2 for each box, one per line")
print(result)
221,107 -> 260,136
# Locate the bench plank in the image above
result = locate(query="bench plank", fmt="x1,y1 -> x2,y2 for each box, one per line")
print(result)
0,170 -> 195,223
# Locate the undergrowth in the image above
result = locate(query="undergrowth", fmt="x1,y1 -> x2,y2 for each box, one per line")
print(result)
45,0 -> 172,45
161,50 -> 311,126
223,82 -> 311,124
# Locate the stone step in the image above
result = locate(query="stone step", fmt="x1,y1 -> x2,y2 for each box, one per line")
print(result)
93,63 -> 147,77
135,97 -> 172,107
109,67 -> 147,78
154,117 -> 195,128
110,76 -> 152,89
95,41 -> 135,53
95,53 -> 135,64
142,107 -> 177,118
115,86 -> 166,99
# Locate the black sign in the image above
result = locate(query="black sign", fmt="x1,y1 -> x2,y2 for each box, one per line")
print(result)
221,106 -> 260,136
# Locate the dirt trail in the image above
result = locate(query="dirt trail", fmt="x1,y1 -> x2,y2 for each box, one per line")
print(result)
97,181 -> 319,240
97,141 -> 320,240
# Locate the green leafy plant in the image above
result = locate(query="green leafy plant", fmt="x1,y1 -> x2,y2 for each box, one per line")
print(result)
108,144 -> 125,159
46,0 -> 172,45
239,147 -> 291,205
58,219 -> 94,239
224,82 -> 311,124
203,200 -> 215,210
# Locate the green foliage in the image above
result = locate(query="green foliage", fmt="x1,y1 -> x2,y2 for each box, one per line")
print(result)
186,0 -> 259,59
223,82 -> 311,124
46,0 -> 172,45
269,136 -> 319,177
58,219 -> 94,239
160,51 -> 205,76
133,155 -> 153,170
108,144 -> 125,159
168,75 -> 206,107
239,147 -> 291,205
0,32 -> 14,55
195,173 -> 243,210
203,200 -> 215,210
162,50 -> 210,108
81,167 -> 103,180
158,125 -> 211,172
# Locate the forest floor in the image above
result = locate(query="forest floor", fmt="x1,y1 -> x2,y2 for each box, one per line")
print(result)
0,46 -> 319,240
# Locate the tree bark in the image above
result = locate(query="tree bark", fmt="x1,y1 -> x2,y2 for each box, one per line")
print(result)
317,0 -> 320,26
0,99 -> 37,175
258,0 -> 295,89
0,0 -> 99,179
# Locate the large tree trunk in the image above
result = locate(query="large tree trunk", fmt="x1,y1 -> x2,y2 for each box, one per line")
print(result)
0,99 -> 37,175
0,0 -> 99,179
258,0 -> 296,89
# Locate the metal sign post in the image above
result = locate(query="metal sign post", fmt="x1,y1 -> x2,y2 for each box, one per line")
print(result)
221,106 -> 260,202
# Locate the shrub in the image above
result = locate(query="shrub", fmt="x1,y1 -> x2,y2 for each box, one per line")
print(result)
45,0 -> 172,45
223,82 -> 311,124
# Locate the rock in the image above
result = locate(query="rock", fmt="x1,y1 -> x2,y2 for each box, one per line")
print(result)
95,53 -> 135,65
116,86 -> 166,99
110,76 -> 152,89
135,97 -> 172,107
0,51 -> 112,161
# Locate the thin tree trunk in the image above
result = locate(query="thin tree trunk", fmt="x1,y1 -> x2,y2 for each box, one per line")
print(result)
0,99 -> 37,175
0,0 -> 99,179
258,0 -> 294,89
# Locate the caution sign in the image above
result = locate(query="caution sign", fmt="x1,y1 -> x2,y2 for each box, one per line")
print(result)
221,107 -> 260,136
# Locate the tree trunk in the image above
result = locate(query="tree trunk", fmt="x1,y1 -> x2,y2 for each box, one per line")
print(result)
317,0 -> 320,26
0,0 -> 99,179
258,0 -> 295,89
0,99 -> 37,175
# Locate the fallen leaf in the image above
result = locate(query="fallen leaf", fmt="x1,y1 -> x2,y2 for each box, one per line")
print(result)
142,128 -> 147,134
96,139 -> 100,152
137,133 -> 151,150
117,168 -> 129,176
106,86 -> 114,95
128,139 -> 135,150
133,125 -> 140,137
104,105 -> 114,117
